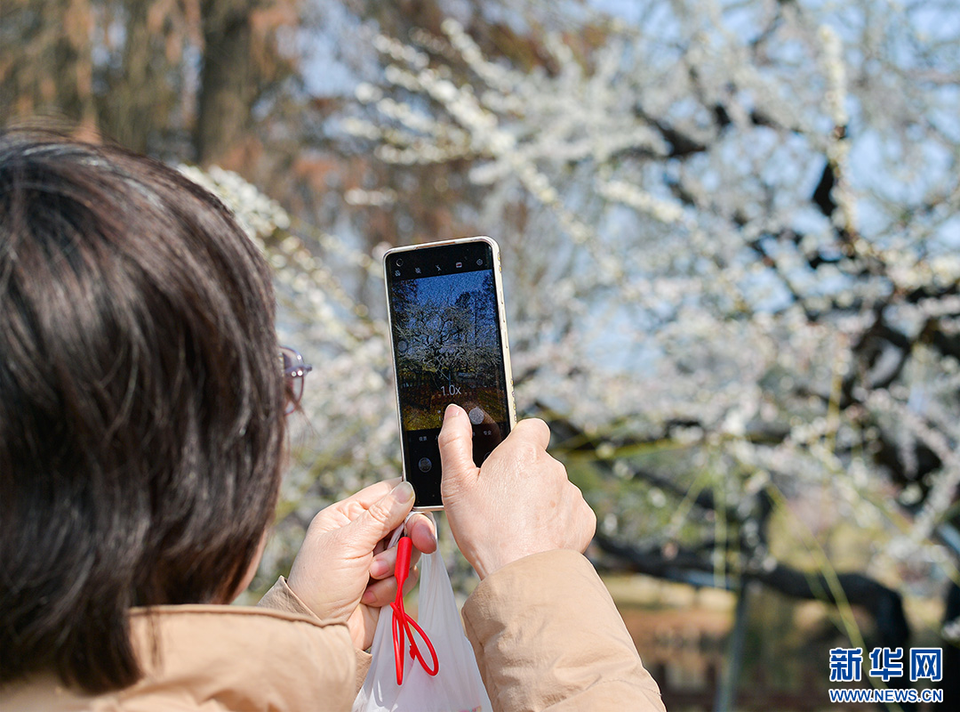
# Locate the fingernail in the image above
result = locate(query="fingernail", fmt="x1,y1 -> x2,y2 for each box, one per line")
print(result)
392,481 -> 415,503
444,403 -> 462,421
361,589 -> 376,605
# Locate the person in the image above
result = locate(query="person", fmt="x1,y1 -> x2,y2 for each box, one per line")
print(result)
0,129 -> 665,711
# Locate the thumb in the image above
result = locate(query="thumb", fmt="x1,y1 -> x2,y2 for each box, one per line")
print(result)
346,481 -> 415,551
439,404 -> 478,489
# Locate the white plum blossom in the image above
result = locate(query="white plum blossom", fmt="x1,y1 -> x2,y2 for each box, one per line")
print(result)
191,0 -> 960,604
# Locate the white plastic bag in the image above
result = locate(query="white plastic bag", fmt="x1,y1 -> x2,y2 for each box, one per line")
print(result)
353,522 -> 492,712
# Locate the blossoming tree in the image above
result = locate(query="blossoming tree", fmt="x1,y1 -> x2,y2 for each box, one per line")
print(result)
189,0 -> 959,704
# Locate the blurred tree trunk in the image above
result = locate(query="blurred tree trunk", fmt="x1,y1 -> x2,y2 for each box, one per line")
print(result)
196,0 -> 257,165
1,0 -> 96,129
56,0 -> 96,128
714,583 -> 751,712
101,1 -> 160,153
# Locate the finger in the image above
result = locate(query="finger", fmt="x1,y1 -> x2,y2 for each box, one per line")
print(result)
509,417 -> 551,450
369,512 -> 435,579
438,404 -> 479,484
406,512 -> 437,555
308,478 -> 402,533
369,542 -> 423,580
402,566 -> 420,597
361,566 -> 420,607
344,481 -> 416,552
336,478 -> 402,517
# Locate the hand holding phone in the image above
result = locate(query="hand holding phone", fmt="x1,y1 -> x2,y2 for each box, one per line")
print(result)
437,404 -> 596,579
384,237 -> 516,509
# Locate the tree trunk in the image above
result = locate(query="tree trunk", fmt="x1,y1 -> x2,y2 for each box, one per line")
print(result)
714,582 -> 751,712
196,0 -> 256,165
105,1 -> 154,153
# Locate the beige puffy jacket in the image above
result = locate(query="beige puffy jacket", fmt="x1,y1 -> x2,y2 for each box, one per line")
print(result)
0,550 -> 666,712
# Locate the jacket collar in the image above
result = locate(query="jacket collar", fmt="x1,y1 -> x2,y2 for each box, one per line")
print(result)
1,604 -> 356,711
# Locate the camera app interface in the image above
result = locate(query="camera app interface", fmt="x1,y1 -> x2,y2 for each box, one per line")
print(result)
387,241 -> 511,507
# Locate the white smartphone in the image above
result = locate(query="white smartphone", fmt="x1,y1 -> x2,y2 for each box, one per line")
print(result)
383,236 -> 517,510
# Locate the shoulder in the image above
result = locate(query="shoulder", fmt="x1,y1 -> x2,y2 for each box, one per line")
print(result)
1,601 -> 356,712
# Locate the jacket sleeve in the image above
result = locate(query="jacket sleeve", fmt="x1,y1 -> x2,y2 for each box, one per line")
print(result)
461,550 -> 666,712
257,576 -> 373,694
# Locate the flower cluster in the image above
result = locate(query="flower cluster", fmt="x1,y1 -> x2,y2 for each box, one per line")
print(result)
334,2 -> 960,597
201,0 -> 960,602
177,164 -> 290,244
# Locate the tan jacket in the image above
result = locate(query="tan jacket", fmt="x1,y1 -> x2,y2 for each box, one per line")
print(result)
1,550 -> 665,712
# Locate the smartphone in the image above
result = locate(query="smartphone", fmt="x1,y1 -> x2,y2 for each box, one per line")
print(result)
384,236 -> 517,510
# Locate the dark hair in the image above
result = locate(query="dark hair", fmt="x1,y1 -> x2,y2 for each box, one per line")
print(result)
0,130 -> 286,693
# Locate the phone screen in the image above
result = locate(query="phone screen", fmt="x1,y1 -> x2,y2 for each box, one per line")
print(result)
385,239 -> 513,508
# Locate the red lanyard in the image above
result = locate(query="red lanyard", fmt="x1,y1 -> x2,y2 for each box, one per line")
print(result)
391,535 -> 439,684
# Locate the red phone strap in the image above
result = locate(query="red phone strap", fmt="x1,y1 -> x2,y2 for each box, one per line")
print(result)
391,535 -> 439,684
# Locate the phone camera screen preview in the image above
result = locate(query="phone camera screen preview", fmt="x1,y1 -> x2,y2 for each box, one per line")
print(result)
387,240 -> 511,507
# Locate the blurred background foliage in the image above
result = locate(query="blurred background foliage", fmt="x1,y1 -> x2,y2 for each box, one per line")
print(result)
4,0 -> 960,708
